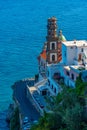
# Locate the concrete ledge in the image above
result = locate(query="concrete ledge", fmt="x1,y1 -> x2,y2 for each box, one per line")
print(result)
27,86 -> 44,116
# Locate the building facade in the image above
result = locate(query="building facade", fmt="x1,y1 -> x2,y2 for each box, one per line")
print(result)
62,40 -> 87,66
37,18 -> 87,96
38,17 -> 66,79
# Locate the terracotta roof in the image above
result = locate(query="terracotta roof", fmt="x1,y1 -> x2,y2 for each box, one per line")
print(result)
40,50 -> 46,60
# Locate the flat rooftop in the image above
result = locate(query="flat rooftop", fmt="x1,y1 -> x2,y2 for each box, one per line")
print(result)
63,40 -> 87,47
64,65 -> 87,73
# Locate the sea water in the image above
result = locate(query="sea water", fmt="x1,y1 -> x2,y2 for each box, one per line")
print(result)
0,0 -> 87,129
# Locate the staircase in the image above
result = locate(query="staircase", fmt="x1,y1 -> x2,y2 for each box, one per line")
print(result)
35,79 -> 47,88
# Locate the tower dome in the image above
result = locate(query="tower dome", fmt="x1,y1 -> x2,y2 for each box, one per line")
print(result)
58,30 -> 66,42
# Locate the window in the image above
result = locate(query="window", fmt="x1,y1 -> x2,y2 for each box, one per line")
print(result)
42,90 -> 47,96
78,53 -> 82,61
81,48 -> 84,52
50,42 -> 56,50
71,73 -> 74,80
66,71 -> 69,76
54,88 -> 56,94
52,55 -> 55,61
53,72 -> 60,79
48,80 -> 50,86
52,43 -> 55,50
70,47 -> 73,49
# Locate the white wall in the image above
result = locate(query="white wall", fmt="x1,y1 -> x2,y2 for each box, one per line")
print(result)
47,64 -> 60,78
62,42 -> 87,66
47,63 -> 65,79
63,44 -> 87,65
48,77 -> 61,95
67,46 -> 76,65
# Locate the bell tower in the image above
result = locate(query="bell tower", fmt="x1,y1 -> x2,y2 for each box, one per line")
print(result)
46,17 -> 62,64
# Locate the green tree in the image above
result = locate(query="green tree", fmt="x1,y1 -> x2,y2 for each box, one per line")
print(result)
63,103 -> 83,130
31,74 -> 87,130
75,73 -> 87,97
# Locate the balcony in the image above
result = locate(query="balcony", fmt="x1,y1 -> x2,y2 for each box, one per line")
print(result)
53,73 -> 64,85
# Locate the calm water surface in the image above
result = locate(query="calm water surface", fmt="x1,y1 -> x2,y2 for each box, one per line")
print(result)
0,0 -> 87,129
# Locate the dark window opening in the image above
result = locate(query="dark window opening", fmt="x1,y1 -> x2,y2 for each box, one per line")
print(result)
71,73 -> 74,80
53,72 -> 61,79
52,43 -> 55,50
78,53 -> 82,61
81,48 -> 84,52
52,55 -> 55,61
66,71 -> 70,76
71,47 -> 73,49
54,88 -> 56,93
42,90 -> 47,96
48,80 -> 50,86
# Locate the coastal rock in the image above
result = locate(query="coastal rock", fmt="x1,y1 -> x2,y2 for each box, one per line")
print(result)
6,104 -> 14,124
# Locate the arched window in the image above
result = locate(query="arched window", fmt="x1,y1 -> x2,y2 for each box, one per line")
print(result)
52,55 -> 55,61
52,43 -> 55,50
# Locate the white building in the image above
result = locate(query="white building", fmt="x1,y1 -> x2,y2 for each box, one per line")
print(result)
47,40 -> 87,92
64,65 -> 87,88
62,40 -> 87,66
62,40 -> 87,87
46,63 -> 64,95
37,40 -> 87,96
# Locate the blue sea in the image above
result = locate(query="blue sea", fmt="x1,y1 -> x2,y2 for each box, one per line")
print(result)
0,0 -> 87,129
